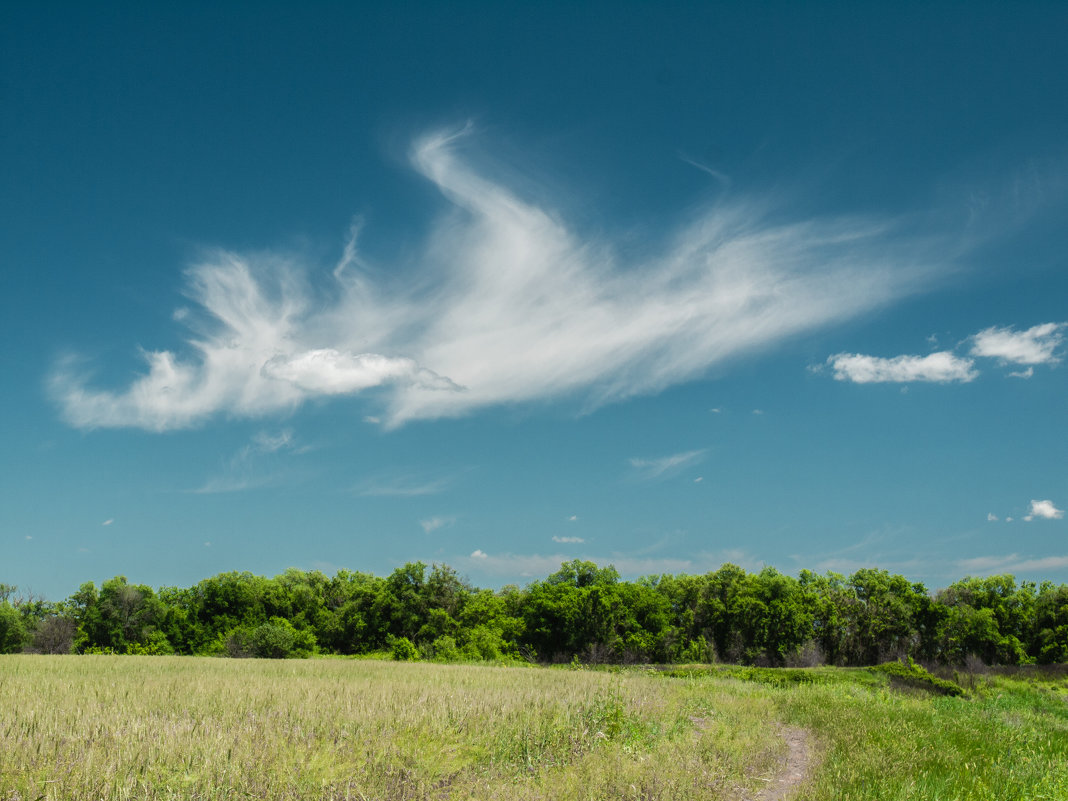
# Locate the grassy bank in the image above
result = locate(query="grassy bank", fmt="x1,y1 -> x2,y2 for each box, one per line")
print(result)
1,656 -> 1066,800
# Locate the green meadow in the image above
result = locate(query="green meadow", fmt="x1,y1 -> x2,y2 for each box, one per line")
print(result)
3,656 -> 1067,800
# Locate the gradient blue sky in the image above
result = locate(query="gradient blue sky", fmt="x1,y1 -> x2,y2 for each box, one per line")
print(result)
3,3 -> 1067,600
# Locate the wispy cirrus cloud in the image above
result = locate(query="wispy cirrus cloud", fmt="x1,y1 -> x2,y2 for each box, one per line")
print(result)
193,428 -> 302,494
826,351 -> 977,384
356,471 -> 457,497
957,553 -> 1068,575
628,449 -> 706,481
53,126 -> 941,431
552,535 -> 584,544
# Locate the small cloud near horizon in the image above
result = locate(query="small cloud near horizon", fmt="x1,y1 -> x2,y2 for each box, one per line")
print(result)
957,553 -> 1068,574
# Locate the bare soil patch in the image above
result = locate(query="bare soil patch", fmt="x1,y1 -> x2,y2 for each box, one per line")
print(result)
743,725 -> 814,801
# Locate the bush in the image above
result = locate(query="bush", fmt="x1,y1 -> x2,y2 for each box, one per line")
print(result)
225,618 -> 316,659
126,629 -> 175,655
459,625 -> 509,661
430,635 -> 460,662
390,636 -> 418,661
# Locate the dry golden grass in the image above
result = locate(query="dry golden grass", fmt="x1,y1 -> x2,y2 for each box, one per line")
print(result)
0,656 -> 784,800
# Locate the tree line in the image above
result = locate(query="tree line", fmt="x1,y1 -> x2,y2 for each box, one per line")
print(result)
1,561 -> 1066,665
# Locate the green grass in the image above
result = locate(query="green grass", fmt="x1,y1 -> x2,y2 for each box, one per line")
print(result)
764,668 -> 1068,800
1,656 -> 1065,800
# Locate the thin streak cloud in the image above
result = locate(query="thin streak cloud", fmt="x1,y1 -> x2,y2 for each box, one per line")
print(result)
53,126 -> 941,431
628,449 -> 706,480
356,472 -> 456,497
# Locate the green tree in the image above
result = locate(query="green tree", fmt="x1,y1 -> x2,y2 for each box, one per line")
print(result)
936,575 -> 1033,664
0,602 -> 26,653
1031,582 -> 1068,663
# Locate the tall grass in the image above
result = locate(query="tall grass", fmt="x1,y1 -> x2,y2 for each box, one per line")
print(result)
0,656 -> 782,800
4,656 -> 1065,800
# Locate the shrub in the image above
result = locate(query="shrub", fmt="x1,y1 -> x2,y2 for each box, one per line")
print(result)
871,658 -> 965,697
459,625 -> 510,661
225,618 -> 316,659
390,636 -> 418,661
430,635 -> 460,662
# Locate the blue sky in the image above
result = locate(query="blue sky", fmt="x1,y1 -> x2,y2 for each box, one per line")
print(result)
3,3 -> 1067,600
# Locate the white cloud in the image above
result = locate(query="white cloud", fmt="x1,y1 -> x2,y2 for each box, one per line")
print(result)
420,516 -> 454,534
986,512 -> 998,522
250,429 -> 295,453
694,476 -> 704,483
628,449 -> 706,480
827,351 -> 977,384
456,549 -> 729,579
552,536 -> 585,544
567,514 -> 578,522
262,349 -> 460,395
53,126 -> 938,431
1024,499 -> 1064,521
970,322 -> 1066,365
957,553 -> 1068,574
101,518 -> 114,526
1009,367 -> 1034,379
25,535 -> 33,541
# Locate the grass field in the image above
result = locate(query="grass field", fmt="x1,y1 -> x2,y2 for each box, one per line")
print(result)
2,656 -> 1066,800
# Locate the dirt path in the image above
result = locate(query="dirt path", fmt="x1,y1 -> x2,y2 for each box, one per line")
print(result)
742,725 -> 814,801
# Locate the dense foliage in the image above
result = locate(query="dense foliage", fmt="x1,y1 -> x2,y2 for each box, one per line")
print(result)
1,563 -> 1065,665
